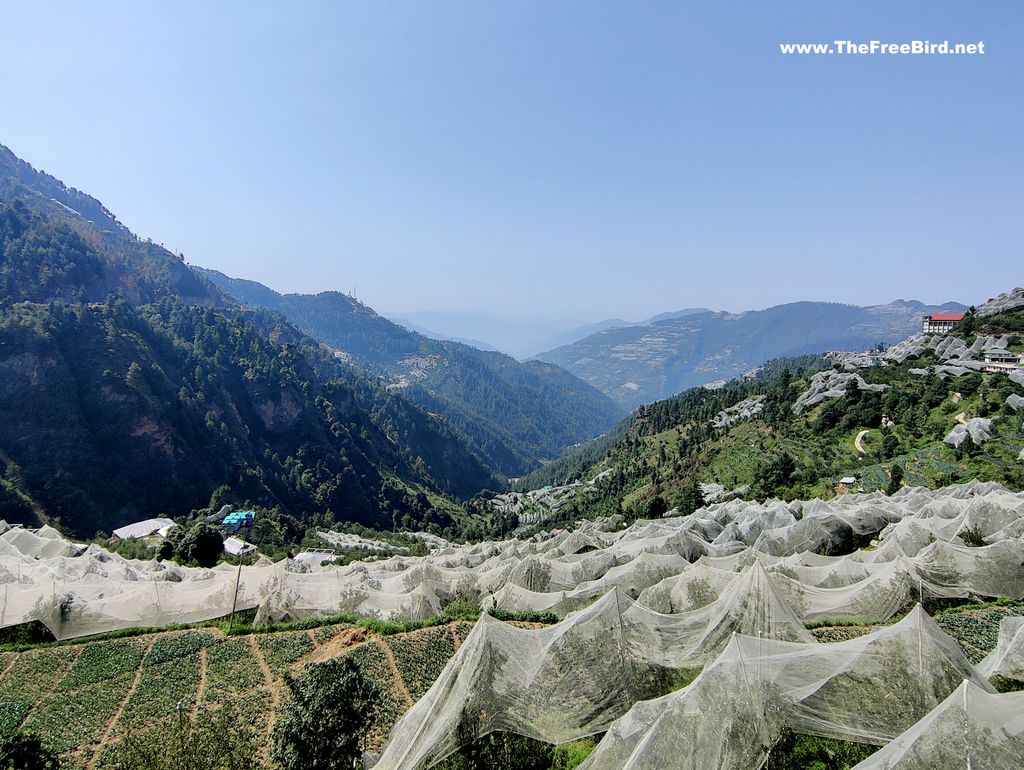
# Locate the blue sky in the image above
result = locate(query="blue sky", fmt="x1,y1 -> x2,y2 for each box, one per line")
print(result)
2,1 -> 1021,321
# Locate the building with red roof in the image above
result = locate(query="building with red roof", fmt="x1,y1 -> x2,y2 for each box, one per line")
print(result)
922,312 -> 965,334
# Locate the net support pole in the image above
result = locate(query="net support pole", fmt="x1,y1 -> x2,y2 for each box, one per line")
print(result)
919,614 -> 924,677
757,630 -> 762,686
964,680 -> 971,770
229,561 -> 243,632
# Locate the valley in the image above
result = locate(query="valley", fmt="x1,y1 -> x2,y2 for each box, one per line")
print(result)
196,268 -> 624,478
2,5 -> 1022,768
1,143 -> 1022,770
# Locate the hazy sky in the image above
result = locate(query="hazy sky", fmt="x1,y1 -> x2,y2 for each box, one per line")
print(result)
2,2 -> 1021,321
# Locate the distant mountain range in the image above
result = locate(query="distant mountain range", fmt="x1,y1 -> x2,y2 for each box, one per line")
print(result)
384,308 -> 712,359
388,317 -> 501,352
378,311 -> 631,359
0,139 -> 984,542
534,299 -> 967,409
197,269 -> 625,477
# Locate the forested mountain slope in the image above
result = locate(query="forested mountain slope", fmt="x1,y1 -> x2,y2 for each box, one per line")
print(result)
0,297 -> 500,536
0,144 -> 217,305
0,145 -> 502,537
198,268 -> 624,476
536,299 -> 967,409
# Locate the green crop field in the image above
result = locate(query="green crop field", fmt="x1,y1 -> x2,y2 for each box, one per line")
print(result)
0,600 -> 1017,769
0,618 -> 484,769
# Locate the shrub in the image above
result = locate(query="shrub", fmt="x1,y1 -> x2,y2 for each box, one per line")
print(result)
435,733 -> 553,770
551,739 -> 598,770
674,479 -> 705,516
107,703 -> 254,770
885,464 -> 904,496
959,526 -> 987,548
768,730 -> 876,769
172,522 -> 224,568
271,657 -> 380,770
0,730 -> 59,770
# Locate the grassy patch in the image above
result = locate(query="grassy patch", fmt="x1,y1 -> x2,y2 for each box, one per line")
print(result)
120,654 -> 202,728
255,631 -> 315,675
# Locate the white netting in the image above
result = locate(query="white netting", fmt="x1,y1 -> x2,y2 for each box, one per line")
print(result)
849,680 -> 1024,769
792,371 -> 889,414
977,287 -> 1024,317
700,482 -> 750,504
2,481 -> 1021,770
977,616 -> 1024,682
711,395 -> 766,428
1,482 -> 1022,641
572,607 -> 992,770
831,323 -> 1023,381
372,605 -> 988,770
371,568 -> 814,770
943,417 -> 994,447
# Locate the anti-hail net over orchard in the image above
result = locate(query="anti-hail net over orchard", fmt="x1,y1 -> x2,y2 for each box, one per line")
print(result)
1,480 -> 1024,766
2,481 -> 1023,640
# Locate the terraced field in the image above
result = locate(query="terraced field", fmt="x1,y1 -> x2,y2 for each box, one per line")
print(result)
0,620 -> 478,768
0,603 -> 1019,768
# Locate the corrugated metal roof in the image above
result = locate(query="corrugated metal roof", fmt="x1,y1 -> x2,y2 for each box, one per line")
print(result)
223,536 -> 256,556
223,510 -> 256,522
294,549 -> 336,565
112,518 -> 176,540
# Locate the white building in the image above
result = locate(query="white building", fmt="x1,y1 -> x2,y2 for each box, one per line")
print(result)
982,348 -> 1023,374
223,536 -> 257,557
921,313 -> 965,334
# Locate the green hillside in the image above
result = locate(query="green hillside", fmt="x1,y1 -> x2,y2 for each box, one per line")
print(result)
197,269 -> 625,477
518,315 -> 1024,524
0,145 -> 217,306
0,295 -> 503,537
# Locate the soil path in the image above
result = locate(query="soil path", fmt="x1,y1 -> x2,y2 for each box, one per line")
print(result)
249,635 -> 286,759
377,639 -> 414,708
854,430 -> 869,454
191,646 -> 209,719
300,627 -> 367,667
88,636 -> 157,769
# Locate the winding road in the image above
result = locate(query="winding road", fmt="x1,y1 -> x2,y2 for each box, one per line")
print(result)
855,430 -> 869,455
